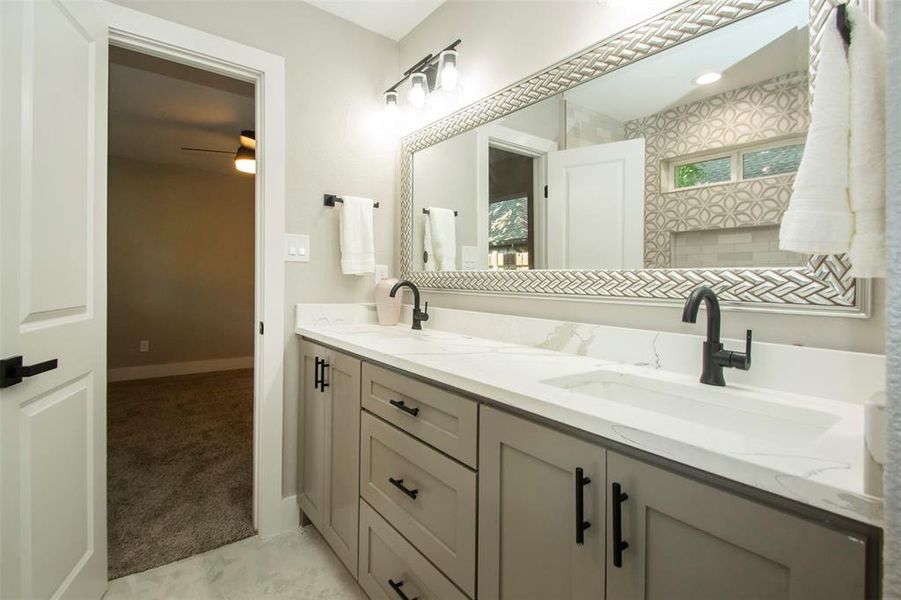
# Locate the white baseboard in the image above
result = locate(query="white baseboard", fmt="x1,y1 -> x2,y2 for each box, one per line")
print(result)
259,494 -> 300,539
108,356 -> 254,382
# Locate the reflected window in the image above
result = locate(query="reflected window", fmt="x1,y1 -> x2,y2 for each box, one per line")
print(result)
741,143 -> 804,179
674,156 -> 732,189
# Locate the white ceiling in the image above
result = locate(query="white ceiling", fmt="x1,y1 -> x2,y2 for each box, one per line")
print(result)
109,47 -> 255,176
304,0 -> 444,41
564,0 -> 808,123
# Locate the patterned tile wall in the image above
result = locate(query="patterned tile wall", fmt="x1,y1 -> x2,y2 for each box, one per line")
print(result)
623,71 -> 810,268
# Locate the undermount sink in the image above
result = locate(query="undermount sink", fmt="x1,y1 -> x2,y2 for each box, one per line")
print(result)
541,369 -> 840,444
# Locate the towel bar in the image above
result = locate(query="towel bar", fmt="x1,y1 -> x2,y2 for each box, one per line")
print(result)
422,208 -> 458,216
324,194 -> 379,208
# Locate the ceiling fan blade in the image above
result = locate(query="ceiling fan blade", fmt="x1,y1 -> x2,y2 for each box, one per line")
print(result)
181,146 -> 234,155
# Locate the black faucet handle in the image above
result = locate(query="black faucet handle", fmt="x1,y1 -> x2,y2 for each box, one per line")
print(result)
420,301 -> 429,321
732,329 -> 752,370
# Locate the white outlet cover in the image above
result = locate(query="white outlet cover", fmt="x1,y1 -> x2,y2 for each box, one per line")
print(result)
374,264 -> 389,285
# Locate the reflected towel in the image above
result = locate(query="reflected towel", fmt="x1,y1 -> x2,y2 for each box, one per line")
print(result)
780,15 -> 853,254
426,207 -> 457,271
339,196 -> 375,275
848,6 -> 887,277
423,218 -> 436,272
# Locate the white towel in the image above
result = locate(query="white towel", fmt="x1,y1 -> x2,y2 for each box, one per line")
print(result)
847,6 -> 887,278
780,16 -> 853,254
426,207 -> 457,271
338,196 -> 375,275
422,218 -> 436,272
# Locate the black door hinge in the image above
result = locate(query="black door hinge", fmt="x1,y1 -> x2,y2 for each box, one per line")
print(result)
544,185 -> 548,198
259,321 -> 264,335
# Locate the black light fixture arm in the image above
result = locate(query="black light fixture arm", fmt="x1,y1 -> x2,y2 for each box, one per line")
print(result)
384,39 -> 462,94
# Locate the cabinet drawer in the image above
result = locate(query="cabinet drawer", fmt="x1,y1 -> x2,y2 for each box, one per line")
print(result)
359,500 -> 469,600
362,362 -> 478,468
361,412 -> 477,597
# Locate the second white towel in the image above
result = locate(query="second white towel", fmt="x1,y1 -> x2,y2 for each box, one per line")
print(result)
425,207 -> 457,271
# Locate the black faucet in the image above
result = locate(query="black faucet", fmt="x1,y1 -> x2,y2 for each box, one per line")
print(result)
390,280 -> 429,330
681,286 -> 752,386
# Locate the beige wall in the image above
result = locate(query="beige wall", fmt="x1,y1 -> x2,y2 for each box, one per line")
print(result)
399,1 -> 886,355
112,0 -> 399,497
108,157 -> 255,368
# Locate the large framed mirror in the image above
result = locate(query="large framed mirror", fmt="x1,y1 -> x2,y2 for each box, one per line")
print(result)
399,0 -> 872,315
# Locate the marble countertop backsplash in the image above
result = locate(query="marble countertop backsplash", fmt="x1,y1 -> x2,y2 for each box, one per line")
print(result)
295,303 -> 885,527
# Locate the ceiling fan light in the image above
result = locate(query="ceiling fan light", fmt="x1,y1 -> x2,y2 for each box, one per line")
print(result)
234,146 -> 256,174
239,130 -> 256,150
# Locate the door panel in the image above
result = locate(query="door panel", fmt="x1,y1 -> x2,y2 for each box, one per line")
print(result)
479,406 -> 605,600
606,452 -> 866,600
547,139 -> 644,270
1,1 -> 108,598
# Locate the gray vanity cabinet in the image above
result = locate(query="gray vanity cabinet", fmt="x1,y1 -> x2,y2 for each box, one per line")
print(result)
299,342 -> 361,577
605,452 -> 867,600
478,406 -> 607,600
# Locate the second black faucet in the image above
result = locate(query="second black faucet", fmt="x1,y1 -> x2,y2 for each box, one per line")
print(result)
390,280 -> 429,330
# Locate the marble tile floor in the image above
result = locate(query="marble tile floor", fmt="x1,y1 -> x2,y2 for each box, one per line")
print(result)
103,526 -> 367,600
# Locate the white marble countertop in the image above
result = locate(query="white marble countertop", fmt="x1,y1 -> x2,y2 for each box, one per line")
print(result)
295,306 -> 883,527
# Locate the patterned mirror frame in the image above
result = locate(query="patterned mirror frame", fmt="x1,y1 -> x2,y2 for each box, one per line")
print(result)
399,0 -> 872,316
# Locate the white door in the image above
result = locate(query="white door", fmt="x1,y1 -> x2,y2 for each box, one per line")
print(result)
546,139 -> 645,270
1,1 -> 108,598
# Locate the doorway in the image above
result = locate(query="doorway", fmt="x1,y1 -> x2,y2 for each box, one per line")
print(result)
106,47 -> 256,578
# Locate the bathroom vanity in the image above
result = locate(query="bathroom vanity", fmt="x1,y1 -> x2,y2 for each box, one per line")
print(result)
295,304 -> 883,600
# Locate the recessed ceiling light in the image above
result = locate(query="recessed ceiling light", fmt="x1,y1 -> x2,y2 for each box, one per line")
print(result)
694,72 -> 722,85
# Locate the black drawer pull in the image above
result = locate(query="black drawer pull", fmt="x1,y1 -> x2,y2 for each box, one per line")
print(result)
388,579 -> 418,600
388,477 -> 419,499
612,481 -> 629,567
313,357 -> 322,390
575,467 -> 591,545
389,399 -> 420,417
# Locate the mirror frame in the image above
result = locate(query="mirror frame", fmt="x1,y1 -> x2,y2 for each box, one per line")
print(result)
399,0 -> 872,316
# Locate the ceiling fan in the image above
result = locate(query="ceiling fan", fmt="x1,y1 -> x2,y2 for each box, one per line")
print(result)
181,129 -> 256,174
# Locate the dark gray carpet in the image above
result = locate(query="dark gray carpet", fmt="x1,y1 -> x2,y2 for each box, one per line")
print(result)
107,369 -> 255,579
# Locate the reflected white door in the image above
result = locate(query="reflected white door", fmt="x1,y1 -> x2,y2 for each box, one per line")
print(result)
1,1 -> 108,598
547,139 -> 645,269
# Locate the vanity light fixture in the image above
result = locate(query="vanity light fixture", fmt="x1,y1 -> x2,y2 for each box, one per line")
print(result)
694,72 -> 722,85
383,39 -> 462,111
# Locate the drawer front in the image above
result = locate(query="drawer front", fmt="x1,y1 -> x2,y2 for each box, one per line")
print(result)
362,362 -> 478,468
361,412 -> 477,597
359,500 -> 470,600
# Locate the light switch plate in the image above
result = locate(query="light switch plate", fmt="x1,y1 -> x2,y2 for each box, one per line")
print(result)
284,234 -> 310,262
461,246 -> 479,271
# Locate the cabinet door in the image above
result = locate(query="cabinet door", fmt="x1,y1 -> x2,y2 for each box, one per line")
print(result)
606,452 -> 867,600
298,342 -> 361,577
479,406 -> 606,600
299,341 -> 328,529
319,348 -> 362,577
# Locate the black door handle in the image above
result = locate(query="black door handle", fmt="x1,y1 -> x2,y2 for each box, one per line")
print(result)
612,482 -> 629,567
388,579 -> 418,600
319,360 -> 330,392
388,477 -> 419,499
575,467 -> 591,544
389,399 -> 420,417
0,356 -> 58,388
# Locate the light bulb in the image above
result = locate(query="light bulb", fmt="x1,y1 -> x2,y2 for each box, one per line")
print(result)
438,49 -> 459,92
408,72 -> 428,109
384,90 -> 399,118
234,146 -> 256,174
